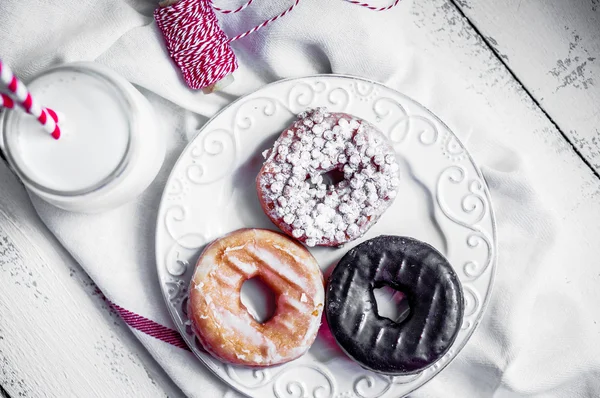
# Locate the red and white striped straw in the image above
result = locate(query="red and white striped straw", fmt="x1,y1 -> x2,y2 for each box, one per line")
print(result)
0,93 -> 15,109
0,60 -> 61,140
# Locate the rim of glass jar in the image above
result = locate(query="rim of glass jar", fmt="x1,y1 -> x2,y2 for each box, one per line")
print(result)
1,63 -> 134,197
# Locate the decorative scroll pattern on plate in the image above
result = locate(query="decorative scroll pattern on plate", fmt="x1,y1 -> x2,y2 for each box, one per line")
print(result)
155,75 -> 497,398
373,97 -> 439,146
350,80 -> 380,103
288,81 -> 350,114
436,166 -> 494,281
461,285 -> 481,330
353,372 -> 422,398
225,363 -> 336,398
441,131 -> 467,162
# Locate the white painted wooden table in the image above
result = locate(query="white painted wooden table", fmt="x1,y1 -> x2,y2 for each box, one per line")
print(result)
0,0 -> 598,397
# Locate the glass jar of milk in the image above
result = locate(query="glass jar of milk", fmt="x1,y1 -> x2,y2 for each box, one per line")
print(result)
0,62 -> 165,212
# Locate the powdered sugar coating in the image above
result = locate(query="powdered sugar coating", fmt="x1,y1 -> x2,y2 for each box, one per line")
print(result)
257,108 -> 399,247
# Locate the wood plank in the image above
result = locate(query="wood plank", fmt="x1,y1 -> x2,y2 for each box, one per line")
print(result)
402,1 -> 600,395
0,160 -> 183,398
451,0 -> 600,172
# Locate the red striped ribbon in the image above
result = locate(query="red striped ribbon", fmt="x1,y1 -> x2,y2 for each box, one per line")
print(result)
94,288 -> 190,351
110,302 -> 191,350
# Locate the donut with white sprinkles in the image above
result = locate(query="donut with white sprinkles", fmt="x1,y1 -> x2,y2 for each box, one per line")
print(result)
256,108 -> 399,247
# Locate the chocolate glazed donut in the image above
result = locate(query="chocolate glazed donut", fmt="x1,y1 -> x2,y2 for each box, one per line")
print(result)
325,236 -> 463,375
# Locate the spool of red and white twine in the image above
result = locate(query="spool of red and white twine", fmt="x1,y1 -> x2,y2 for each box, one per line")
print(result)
0,60 -> 61,140
154,0 -> 401,93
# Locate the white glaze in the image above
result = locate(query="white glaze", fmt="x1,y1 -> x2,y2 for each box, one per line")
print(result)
224,254 -> 258,275
283,296 -> 309,312
244,245 -> 309,292
216,272 -> 240,287
190,230 -> 324,366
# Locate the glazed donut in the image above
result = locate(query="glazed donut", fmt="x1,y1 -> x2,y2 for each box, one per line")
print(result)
325,236 -> 463,375
256,107 -> 399,247
188,228 -> 324,366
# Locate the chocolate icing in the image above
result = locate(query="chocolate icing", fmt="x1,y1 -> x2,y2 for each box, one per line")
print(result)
325,236 -> 463,375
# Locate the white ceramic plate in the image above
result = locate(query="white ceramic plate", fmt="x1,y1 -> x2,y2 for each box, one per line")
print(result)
155,75 -> 497,398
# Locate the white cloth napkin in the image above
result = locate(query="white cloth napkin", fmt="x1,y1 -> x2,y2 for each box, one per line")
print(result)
3,0 -> 600,397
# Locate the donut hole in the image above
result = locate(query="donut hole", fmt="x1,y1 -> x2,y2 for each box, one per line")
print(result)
312,168 -> 345,187
373,285 -> 411,323
240,276 -> 277,324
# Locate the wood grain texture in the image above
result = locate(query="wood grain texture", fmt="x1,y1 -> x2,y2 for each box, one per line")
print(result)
452,0 -> 600,171
400,1 -> 600,394
0,0 -> 600,396
0,160 -> 183,398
